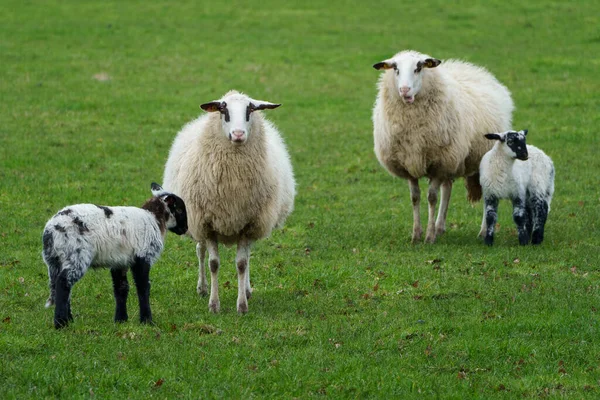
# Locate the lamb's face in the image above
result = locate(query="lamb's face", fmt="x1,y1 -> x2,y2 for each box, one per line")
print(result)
485,130 -> 529,161
164,194 -> 188,235
373,51 -> 441,104
150,183 -> 188,235
200,93 -> 280,145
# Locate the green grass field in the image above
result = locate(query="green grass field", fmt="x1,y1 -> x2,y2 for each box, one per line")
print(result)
1,0 -> 599,398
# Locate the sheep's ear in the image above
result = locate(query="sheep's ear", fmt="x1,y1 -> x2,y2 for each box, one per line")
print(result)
200,101 -> 224,112
522,129 -> 528,136
484,133 -> 504,142
423,58 -> 441,68
251,101 -> 281,111
151,182 -> 164,196
373,60 -> 396,70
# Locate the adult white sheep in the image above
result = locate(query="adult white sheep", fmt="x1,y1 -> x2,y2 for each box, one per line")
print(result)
42,183 -> 188,329
479,129 -> 555,246
162,90 -> 295,314
372,50 -> 514,243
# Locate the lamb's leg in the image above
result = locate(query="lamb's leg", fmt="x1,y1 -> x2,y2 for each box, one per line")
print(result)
207,238 -> 220,313
478,206 -> 487,238
111,268 -> 129,323
512,196 -> 529,245
435,179 -> 453,236
236,238 -> 252,314
525,199 -> 534,240
131,257 -> 152,324
408,178 -> 422,243
484,195 -> 499,246
425,179 -> 442,243
531,196 -> 549,245
43,249 -> 61,308
196,241 -> 208,296
54,263 -> 87,329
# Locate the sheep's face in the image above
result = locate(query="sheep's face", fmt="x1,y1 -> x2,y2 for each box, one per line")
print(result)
484,130 -> 529,161
374,51 -> 441,104
150,183 -> 188,235
201,93 -> 280,145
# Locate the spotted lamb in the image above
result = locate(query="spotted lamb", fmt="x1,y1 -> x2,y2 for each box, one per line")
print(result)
42,183 -> 187,328
479,129 -> 555,245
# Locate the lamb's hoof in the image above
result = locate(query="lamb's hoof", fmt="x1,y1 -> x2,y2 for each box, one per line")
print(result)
435,226 -> 446,237
237,302 -> 248,314
209,301 -> 220,313
140,315 -> 153,325
245,287 -> 253,300
54,317 -> 69,329
197,285 -> 208,297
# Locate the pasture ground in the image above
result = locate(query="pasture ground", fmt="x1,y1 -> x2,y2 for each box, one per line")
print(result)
1,0 -> 599,398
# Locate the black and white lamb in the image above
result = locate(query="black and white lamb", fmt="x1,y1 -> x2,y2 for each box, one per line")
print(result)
42,183 -> 187,328
479,130 -> 555,246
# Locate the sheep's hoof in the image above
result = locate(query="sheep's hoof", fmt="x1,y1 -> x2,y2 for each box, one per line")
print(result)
245,287 -> 253,300
424,235 -> 436,244
209,301 -> 220,313
197,285 -> 208,297
435,226 -> 446,236
237,302 -> 248,314
411,232 -> 422,244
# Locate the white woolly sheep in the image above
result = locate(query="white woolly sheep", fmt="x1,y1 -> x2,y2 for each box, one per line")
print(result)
42,183 -> 187,329
372,50 -> 514,243
162,90 -> 296,314
479,129 -> 555,246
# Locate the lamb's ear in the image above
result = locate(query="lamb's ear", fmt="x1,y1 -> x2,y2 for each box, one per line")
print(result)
251,100 -> 281,111
484,133 -> 504,142
151,182 -> 165,196
423,58 -> 442,68
522,129 -> 528,136
200,101 -> 224,112
163,194 -> 177,207
373,60 -> 396,70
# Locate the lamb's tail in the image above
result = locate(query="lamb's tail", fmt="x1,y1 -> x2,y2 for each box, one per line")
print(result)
465,173 -> 482,204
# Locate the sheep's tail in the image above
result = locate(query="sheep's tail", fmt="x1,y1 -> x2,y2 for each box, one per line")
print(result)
465,173 -> 482,203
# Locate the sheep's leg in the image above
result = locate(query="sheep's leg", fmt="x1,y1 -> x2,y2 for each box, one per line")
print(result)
245,257 -> 252,300
408,178 -> 422,243
196,241 -> 208,296
531,196 -> 549,245
111,268 -> 129,323
435,180 -> 453,236
512,196 -> 529,245
54,263 -> 87,329
207,238 -> 220,313
131,257 -> 152,324
425,179 -> 442,243
484,195 -> 499,246
236,238 -> 251,314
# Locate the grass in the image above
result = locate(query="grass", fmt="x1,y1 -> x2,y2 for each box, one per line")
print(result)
1,0 -> 599,397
